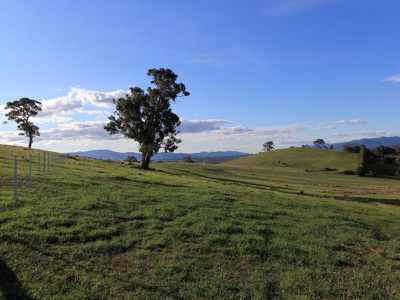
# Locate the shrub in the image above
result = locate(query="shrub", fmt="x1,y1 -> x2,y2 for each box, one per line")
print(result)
356,167 -> 366,177
357,146 -> 367,176
125,156 -> 138,165
343,144 -> 360,153
182,155 -> 195,163
372,146 -> 396,156
344,170 -> 356,175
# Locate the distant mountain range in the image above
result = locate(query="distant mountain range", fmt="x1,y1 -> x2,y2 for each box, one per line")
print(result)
69,149 -> 248,162
69,137 -> 400,162
332,136 -> 400,149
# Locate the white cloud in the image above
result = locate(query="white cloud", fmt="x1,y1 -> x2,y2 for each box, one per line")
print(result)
0,116 -> 308,153
334,131 -> 392,138
179,120 -> 306,139
0,131 -> 22,143
384,75 -> 400,83
244,125 -> 307,138
0,104 -> 5,123
75,108 -> 109,116
33,116 -> 74,124
0,121 -> 120,145
38,87 -> 126,119
67,87 -> 126,108
316,124 -> 336,130
335,119 -> 366,125
316,119 -> 366,130
42,121 -> 123,141
179,124 -> 307,152
218,126 -> 255,135
178,119 -> 229,133
0,87 -> 389,153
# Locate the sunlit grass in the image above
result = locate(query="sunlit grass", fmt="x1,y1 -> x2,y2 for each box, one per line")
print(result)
0,144 -> 400,299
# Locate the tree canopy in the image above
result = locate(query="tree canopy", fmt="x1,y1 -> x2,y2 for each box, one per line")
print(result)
4,98 -> 42,148
313,139 -> 326,147
104,68 -> 189,169
262,141 -> 275,152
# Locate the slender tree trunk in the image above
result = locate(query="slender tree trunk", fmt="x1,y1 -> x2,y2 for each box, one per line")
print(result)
141,152 -> 152,169
28,135 -> 33,149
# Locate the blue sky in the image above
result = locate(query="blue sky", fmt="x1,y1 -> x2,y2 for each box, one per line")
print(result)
0,0 -> 399,153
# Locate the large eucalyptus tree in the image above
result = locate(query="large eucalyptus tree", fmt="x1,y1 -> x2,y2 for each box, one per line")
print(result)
105,68 -> 189,169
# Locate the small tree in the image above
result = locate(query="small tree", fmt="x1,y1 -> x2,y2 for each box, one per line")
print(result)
182,155 -> 195,163
343,144 -> 361,153
125,156 -> 138,165
372,146 -> 396,157
262,141 -> 275,152
105,68 -> 189,169
313,139 -> 326,148
357,145 -> 367,176
4,98 -> 42,148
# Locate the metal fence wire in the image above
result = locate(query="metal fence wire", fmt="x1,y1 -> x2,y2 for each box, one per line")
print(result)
0,152 -> 65,204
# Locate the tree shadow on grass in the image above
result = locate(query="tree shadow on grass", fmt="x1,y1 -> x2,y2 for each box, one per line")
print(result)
0,258 -> 33,300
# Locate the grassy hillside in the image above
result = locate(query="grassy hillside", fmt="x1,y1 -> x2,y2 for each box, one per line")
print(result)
1,145 -> 400,299
224,147 -> 359,171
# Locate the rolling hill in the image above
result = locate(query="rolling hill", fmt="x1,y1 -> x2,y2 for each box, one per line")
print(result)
224,147 -> 359,171
1,144 -> 400,299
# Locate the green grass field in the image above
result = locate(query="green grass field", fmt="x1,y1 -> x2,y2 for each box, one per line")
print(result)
224,147 -> 359,171
1,145 -> 400,299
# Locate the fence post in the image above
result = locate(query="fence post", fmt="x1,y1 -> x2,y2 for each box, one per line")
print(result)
38,153 -> 41,175
29,154 -> 32,185
43,152 -> 46,175
13,156 -> 18,203
48,152 -> 50,170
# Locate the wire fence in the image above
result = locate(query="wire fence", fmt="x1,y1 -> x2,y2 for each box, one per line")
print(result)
0,151 -> 66,205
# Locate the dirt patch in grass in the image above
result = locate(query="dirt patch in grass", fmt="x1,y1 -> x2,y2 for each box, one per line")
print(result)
372,231 -> 390,241
342,244 -> 382,257
110,176 -> 132,184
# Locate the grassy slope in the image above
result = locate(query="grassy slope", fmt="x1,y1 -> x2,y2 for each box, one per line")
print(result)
1,145 -> 400,299
224,148 -> 359,171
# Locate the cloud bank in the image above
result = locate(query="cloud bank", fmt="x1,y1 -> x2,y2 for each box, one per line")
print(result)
39,87 -> 126,119
316,119 -> 366,130
0,87 -> 392,153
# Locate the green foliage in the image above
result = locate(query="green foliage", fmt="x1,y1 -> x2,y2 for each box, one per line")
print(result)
182,155 -> 195,163
104,68 -> 189,169
4,98 -> 42,148
125,156 -> 138,164
372,146 -> 396,156
262,141 -> 275,152
357,146 -> 367,176
343,144 -> 361,153
1,144 -> 400,299
313,138 -> 325,147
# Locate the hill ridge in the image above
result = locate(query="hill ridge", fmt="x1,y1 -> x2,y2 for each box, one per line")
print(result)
224,147 -> 359,171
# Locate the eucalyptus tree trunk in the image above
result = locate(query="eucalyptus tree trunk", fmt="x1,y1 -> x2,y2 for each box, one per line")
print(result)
28,135 -> 33,149
141,152 -> 152,169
